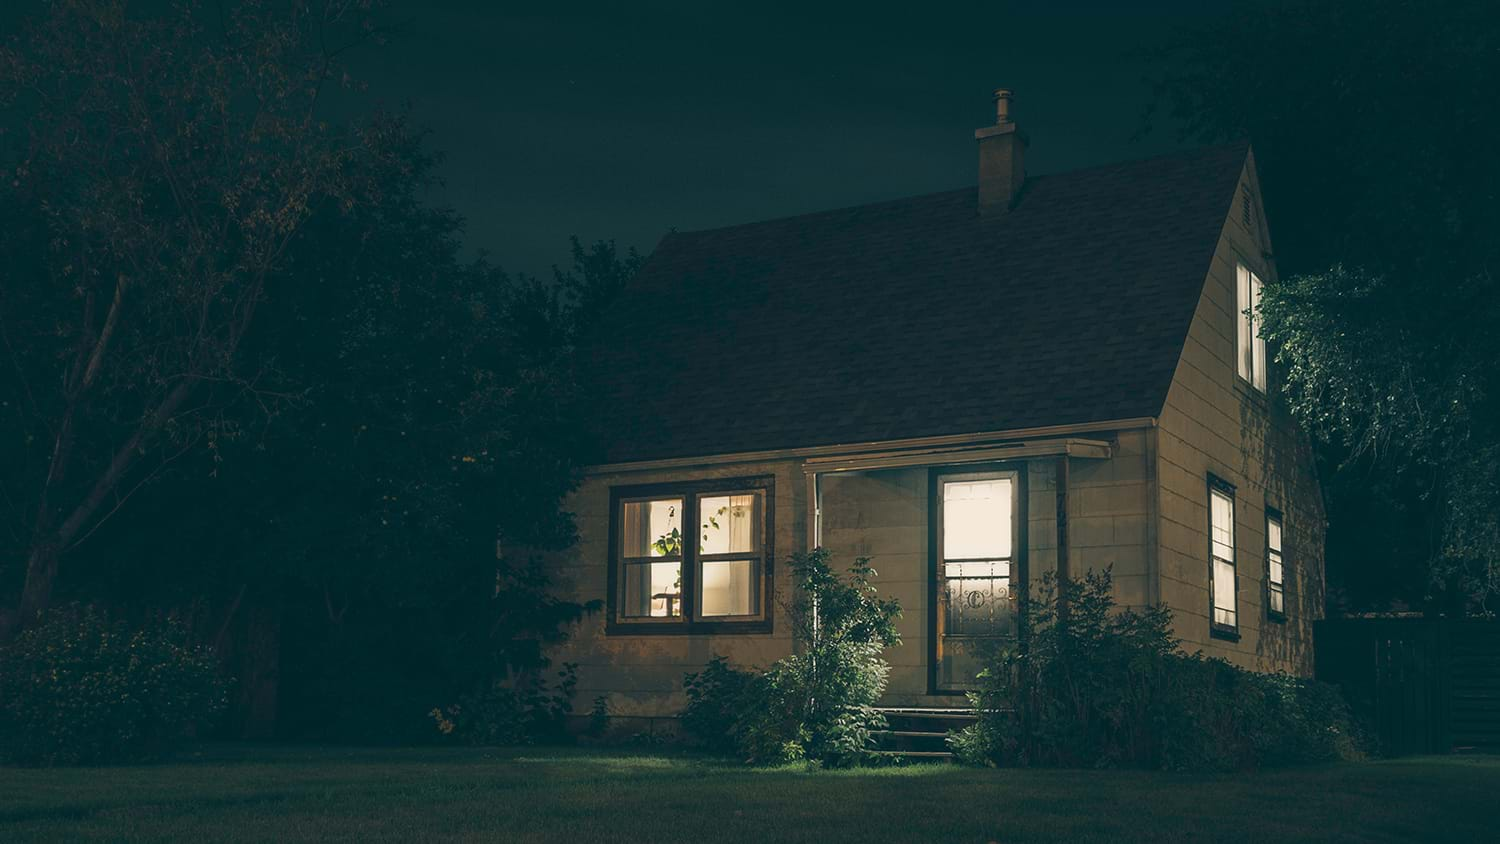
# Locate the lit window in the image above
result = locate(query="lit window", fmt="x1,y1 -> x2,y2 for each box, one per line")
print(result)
936,472 -> 1018,692
697,492 -> 763,618
610,480 -> 772,631
1209,478 -> 1238,635
1267,510 -> 1286,619
619,498 -> 684,618
1236,262 -> 1267,391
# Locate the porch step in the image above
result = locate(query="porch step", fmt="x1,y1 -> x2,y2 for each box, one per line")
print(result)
874,730 -> 950,738
868,707 -> 978,760
869,750 -> 953,759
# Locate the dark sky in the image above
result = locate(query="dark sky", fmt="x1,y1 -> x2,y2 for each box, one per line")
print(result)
340,1 -> 1233,277
4,1 -> 1233,278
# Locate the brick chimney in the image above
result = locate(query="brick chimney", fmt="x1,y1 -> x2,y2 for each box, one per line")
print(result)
976,88 -> 1027,214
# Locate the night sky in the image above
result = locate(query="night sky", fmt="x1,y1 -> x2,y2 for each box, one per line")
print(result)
4,1 -> 1233,278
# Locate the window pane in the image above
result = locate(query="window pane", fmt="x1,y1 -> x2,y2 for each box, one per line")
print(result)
945,560 -> 1010,580
944,574 -> 1014,637
1211,489 -> 1234,560
1213,558 -> 1236,624
623,561 -> 682,618
1269,550 -> 1284,586
1237,263 -> 1253,381
700,559 -> 757,617
1267,517 -> 1282,553
621,498 -> 683,558
699,492 -> 761,555
943,479 -> 1013,559
1270,584 -> 1285,614
1251,271 -> 1267,391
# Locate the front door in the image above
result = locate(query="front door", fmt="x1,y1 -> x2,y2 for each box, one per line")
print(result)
932,468 -> 1022,692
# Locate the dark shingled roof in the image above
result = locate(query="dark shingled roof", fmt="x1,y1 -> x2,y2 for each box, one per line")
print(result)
585,143 -> 1249,464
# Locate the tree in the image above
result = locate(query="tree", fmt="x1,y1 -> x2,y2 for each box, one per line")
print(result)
54,144 -> 632,736
0,0 -> 396,633
1152,0 -> 1500,612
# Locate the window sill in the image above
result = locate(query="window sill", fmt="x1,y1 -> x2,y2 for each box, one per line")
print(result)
1233,377 -> 1269,406
1209,624 -> 1242,643
1266,611 -> 1287,625
605,618 -> 773,636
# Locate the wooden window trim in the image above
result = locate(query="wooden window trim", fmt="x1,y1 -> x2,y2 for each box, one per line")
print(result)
1265,506 -> 1287,624
605,475 -> 775,636
1208,475 -> 1240,642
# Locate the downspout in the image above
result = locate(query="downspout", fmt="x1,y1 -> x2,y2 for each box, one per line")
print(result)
1056,455 -> 1071,620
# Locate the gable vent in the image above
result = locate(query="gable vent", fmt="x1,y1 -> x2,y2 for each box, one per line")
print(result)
1241,188 -> 1255,232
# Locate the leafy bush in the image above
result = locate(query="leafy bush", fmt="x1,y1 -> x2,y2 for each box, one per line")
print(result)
951,569 -> 1364,771
0,606 -> 228,766
429,663 -> 578,745
681,655 -> 756,754
680,550 -> 901,766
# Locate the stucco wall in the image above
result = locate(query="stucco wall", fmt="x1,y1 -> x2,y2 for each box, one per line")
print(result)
1155,154 -> 1326,675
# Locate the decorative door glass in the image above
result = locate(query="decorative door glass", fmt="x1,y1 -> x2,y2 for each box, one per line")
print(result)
936,473 -> 1017,691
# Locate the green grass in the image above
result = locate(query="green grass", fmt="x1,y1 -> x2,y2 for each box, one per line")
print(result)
1,746 -> 1496,842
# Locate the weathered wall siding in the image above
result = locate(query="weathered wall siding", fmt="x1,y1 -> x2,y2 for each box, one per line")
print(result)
1155,154 -> 1326,675
548,459 -> 805,718
819,469 -> 928,697
557,443 -> 1155,715
1065,429 -> 1156,608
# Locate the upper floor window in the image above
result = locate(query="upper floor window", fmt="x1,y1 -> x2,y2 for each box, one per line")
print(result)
1266,509 -> 1286,621
1236,262 -> 1267,392
609,478 -> 772,633
1209,476 -> 1238,639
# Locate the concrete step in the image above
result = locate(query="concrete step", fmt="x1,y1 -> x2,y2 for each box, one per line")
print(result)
868,749 -> 954,760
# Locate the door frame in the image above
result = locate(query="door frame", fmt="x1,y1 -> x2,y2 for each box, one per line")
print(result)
927,462 -> 1028,695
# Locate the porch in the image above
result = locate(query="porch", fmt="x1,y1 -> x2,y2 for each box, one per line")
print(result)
804,435 -> 1120,704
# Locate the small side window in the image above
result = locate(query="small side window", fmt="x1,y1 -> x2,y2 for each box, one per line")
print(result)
1236,262 -> 1267,392
1266,509 -> 1287,621
1209,476 -> 1239,639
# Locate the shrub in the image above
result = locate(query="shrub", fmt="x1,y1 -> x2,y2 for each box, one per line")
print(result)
0,606 -> 229,766
680,549 -> 901,766
429,663 -> 578,745
951,569 -> 1364,771
681,655 -> 756,754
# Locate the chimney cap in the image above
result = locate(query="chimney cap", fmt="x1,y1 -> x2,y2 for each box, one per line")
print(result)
993,88 -> 1014,125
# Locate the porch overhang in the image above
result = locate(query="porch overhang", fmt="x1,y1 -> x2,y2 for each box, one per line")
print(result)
798,437 -> 1111,475
582,417 -> 1150,476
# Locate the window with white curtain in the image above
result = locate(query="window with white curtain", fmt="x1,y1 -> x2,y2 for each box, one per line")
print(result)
697,492 -> 763,617
619,498 -> 684,618
1267,510 -> 1286,619
1236,262 -> 1267,392
1209,478 -> 1238,635
610,480 -> 771,630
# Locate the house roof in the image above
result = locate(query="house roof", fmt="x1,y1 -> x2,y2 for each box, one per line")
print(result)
584,142 -> 1250,465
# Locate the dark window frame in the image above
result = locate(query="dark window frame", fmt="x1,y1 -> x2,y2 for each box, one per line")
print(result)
1207,474 -> 1240,642
927,463 -> 1029,696
1265,506 -> 1287,623
605,475 -> 775,636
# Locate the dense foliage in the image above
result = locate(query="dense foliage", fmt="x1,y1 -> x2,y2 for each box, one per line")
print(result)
429,663 -> 579,746
0,0 -> 634,745
1153,0 -> 1500,613
951,571 -> 1365,771
0,606 -> 228,766
681,656 -> 757,756
0,0 -> 401,633
679,550 -> 901,766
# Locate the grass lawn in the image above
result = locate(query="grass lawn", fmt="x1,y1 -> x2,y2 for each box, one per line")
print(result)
2,745 -> 1496,842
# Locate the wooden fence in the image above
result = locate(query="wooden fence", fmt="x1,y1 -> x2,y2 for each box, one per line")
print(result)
1315,617 -> 1500,755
